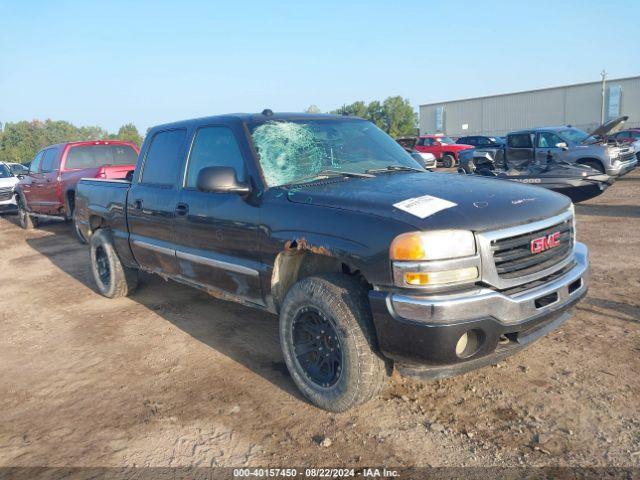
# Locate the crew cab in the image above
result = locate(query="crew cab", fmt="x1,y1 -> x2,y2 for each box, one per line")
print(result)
459,117 -> 637,177
15,140 -> 139,237
414,134 -> 473,168
75,112 -> 589,412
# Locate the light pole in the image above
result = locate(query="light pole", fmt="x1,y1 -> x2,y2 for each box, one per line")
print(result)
600,70 -> 607,124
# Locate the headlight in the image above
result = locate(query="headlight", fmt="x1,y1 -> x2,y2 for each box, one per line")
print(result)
390,230 -> 476,261
390,230 -> 480,288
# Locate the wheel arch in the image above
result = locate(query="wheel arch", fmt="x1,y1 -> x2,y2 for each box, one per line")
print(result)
270,238 -> 370,313
576,157 -> 605,172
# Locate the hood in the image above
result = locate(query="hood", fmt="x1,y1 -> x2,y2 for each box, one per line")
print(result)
447,144 -> 474,150
0,176 -> 19,188
587,116 -> 629,141
285,172 -> 571,232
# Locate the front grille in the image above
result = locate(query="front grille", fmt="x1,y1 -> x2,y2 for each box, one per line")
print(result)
500,261 -> 576,295
491,218 -> 574,279
0,187 -> 13,201
619,151 -> 636,163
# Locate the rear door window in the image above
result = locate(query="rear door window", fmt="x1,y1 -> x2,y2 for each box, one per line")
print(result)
508,133 -> 533,148
140,129 -> 187,186
66,145 -> 138,169
184,126 -> 246,189
30,151 -> 44,174
40,148 -> 58,173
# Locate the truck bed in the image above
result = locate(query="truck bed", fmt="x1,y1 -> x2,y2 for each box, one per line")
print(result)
75,178 -> 131,247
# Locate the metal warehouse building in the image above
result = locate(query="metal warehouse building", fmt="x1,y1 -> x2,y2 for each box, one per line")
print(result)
419,75 -> 640,137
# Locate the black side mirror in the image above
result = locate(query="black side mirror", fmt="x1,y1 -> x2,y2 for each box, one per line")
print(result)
17,174 -> 25,180
196,166 -> 250,195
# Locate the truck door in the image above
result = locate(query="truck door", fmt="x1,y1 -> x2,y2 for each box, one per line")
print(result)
127,128 -> 188,276
39,146 -> 62,214
21,150 -> 44,210
505,133 -> 535,170
535,131 -> 568,166
173,125 -> 264,306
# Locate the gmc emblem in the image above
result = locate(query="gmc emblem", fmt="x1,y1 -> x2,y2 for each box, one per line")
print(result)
531,232 -> 561,254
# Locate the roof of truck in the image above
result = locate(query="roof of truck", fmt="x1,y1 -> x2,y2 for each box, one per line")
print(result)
39,140 -> 140,150
508,126 -> 571,135
150,112 -> 364,131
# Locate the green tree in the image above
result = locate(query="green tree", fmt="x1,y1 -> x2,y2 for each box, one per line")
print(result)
0,119 -> 143,163
331,101 -> 367,118
366,100 -> 386,130
330,97 -> 417,137
115,123 -> 143,146
382,96 -> 417,137
78,125 -> 110,140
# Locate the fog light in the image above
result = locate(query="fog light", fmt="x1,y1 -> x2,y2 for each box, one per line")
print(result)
455,330 -> 481,358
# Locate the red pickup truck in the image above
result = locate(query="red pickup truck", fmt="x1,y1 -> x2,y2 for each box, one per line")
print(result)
15,140 -> 139,238
414,134 -> 473,168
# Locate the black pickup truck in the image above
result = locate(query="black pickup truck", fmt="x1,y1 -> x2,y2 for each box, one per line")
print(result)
75,112 -> 589,411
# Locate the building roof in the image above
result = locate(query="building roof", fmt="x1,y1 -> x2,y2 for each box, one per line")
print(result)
419,75 -> 640,107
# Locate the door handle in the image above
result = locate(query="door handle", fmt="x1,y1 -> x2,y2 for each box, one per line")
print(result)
175,203 -> 189,216
133,199 -> 143,210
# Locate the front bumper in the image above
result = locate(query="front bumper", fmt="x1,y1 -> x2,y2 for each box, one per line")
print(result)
369,242 -> 589,379
606,157 -> 637,176
0,195 -> 17,212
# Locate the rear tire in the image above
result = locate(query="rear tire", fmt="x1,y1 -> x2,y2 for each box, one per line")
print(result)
17,196 -> 38,230
279,274 -> 388,412
442,154 -> 455,168
578,159 -> 605,173
90,229 -> 138,298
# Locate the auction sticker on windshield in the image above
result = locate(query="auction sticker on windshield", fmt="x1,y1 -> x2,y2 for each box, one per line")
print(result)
393,195 -> 457,219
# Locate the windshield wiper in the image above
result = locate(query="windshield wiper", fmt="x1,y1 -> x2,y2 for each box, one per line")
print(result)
289,169 -> 375,185
365,165 -> 425,174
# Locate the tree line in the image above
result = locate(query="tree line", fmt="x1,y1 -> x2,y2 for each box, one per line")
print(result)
0,120 -> 143,164
324,96 -> 418,138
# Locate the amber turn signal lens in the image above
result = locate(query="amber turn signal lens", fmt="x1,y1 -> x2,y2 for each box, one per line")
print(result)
389,232 -> 426,261
404,273 -> 429,285
403,267 -> 478,286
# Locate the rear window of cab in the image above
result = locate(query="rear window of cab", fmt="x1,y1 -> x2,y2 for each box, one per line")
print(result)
65,144 -> 138,170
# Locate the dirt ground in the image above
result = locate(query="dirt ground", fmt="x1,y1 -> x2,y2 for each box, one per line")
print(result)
0,170 -> 639,469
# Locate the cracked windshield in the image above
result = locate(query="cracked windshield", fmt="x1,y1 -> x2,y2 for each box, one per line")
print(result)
249,119 -> 423,187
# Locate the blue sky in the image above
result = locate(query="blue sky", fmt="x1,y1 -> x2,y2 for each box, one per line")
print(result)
1,0 -> 638,133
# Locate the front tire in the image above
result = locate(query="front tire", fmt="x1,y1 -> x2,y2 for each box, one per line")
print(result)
442,154 -> 455,168
90,229 -> 138,298
279,274 -> 388,412
17,196 -> 38,229
72,207 -> 87,244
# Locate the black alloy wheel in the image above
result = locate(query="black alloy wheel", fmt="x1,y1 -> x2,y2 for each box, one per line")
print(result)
95,245 -> 111,286
292,307 -> 343,388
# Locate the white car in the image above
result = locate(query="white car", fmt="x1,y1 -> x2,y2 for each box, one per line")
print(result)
0,162 -> 19,213
410,151 -> 437,170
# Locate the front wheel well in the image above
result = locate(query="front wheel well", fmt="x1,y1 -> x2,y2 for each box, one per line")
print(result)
88,215 -> 106,233
271,248 -> 368,313
576,158 -> 605,173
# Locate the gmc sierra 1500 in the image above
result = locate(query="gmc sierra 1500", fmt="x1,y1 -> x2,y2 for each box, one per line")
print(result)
75,112 -> 589,411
